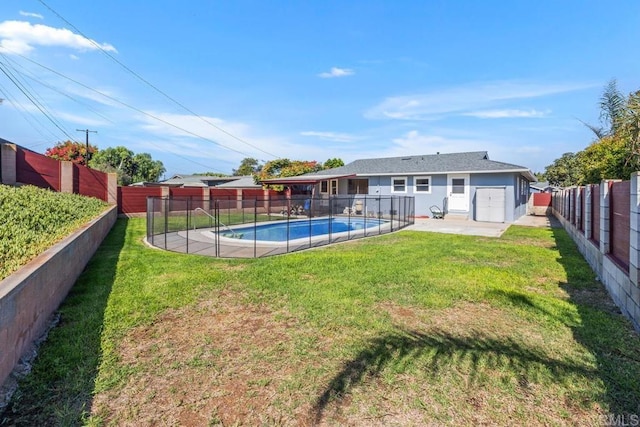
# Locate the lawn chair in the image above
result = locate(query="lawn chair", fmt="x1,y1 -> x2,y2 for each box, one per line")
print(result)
430,205 -> 444,219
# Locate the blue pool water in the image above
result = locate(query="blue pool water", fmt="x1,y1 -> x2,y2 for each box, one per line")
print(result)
222,217 -> 386,242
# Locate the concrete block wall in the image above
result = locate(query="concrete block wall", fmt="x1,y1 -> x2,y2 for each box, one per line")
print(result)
553,176 -> 640,331
0,206 -> 117,389
1,143 -> 17,185
0,141 -> 116,205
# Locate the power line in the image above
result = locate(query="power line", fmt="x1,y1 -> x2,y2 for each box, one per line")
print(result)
2,52 -> 115,124
76,128 -> 96,163
37,0 -> 280,160
1,50 -> 247,174
0,82 -> 63,143
0,59 -> 75,141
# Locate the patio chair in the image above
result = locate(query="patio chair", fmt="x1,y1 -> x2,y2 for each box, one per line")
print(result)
430,205 -> 444,219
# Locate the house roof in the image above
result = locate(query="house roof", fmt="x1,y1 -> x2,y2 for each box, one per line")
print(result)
161,175 -> 240,187
260,173 -> 356,185
215,176 -> 262,188
312,151 -> 536,181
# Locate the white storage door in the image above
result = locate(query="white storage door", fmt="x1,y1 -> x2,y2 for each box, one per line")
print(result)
476,187 -> 506,223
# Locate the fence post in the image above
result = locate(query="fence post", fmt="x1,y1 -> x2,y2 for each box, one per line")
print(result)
202,186 -> 210,208
575,187 -> 582,228
0,143 -> 16,185
629,173 -> 640,291
60,161 -> 73,193
584,185 -> 593,239
107,173 -> 118,205
569,187 -> 575,225
600,180 -> 613,254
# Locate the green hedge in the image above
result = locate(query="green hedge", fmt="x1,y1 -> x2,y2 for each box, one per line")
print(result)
0,185 -> 108,281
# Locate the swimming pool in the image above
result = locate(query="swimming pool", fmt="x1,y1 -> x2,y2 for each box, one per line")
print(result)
213,217 -> 387,242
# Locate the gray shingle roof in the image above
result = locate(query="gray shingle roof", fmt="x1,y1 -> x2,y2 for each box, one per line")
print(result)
161,175 -> 241,187
313,151 -> 533,178
215,176 -> 261,188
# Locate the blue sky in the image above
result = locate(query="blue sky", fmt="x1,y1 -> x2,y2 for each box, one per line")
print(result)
0,1 -> 638,177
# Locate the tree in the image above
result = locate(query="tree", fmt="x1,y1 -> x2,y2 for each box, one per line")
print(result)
132,153 -> 166,184
256,158 -> 323,190
233,158 -> 262,176
578,136 -> 630,183
90,146 -> 165,185
45,140 -> 97,166
543,152 -> 582,187
581,79 -> 625,139
323,158 -> 344,169
545,80 -> 640,186
193,172 -> 229,177
621,90 -> 640,172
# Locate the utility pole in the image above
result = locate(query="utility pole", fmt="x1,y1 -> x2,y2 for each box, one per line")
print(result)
76,128 -> 97,165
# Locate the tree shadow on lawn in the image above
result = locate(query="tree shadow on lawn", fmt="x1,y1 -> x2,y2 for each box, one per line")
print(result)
311,326 -> 598,424
490,226 -> 640,417
1,218 -> 128,426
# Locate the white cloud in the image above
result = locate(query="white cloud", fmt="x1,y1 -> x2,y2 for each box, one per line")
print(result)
388,130 -> 488,156
55,111 -> 110,127
132,112 -> 366,172
0,20 -> 117,55
136,112 -> 291,161
300,131 -> 360,143
318,67 -> 354,78
62,84 -> 123,108
365,81 -> 595,121
463,109 -> 551,119
19,11 -> 44,19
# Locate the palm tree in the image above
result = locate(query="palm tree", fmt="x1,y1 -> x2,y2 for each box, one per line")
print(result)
581,79 -> 625,139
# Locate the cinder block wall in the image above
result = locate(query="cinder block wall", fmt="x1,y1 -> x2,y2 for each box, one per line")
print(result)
0,206 -> 117,388
553,176 -> 640,331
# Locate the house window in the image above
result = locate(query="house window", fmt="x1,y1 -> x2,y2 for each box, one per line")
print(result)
414,176 -> 431,193
348,179 -> 369,194
330,180 -> 338,195
391,177 -> 407,193
451,178 -> 465,194
320,181 -> 328,193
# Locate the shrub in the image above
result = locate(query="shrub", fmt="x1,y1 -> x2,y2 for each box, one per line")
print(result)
0,185 -> 107,280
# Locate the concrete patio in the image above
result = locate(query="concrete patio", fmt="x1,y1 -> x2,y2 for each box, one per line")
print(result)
406,214 -> 559,238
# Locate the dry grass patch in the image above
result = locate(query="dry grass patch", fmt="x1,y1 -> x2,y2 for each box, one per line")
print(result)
92,295 -> 606,426
92,289 -> 319,425
309,301 -> 606,426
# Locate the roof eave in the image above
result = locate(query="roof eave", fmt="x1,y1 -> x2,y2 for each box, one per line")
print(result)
357,169 -> 536,180
259,173 -> 356,185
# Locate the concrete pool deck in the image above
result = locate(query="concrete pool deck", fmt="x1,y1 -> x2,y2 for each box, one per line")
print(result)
406,214 -> 561,237
147,215 -> 560,258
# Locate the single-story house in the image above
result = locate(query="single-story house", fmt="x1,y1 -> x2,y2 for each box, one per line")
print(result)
260,151 -> 536,223
131,175 -> 260,188
529,181 -> 559,193
214,175 -> 262,189
160,174 -> 243,187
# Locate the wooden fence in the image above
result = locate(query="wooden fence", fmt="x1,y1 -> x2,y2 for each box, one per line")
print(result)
1,141 -> 281,215
554,182 -> 631,272
2,143 -> 116,204
552,177 -> 640,331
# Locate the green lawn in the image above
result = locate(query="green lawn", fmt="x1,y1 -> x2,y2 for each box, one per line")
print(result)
2,218 -> 639,425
